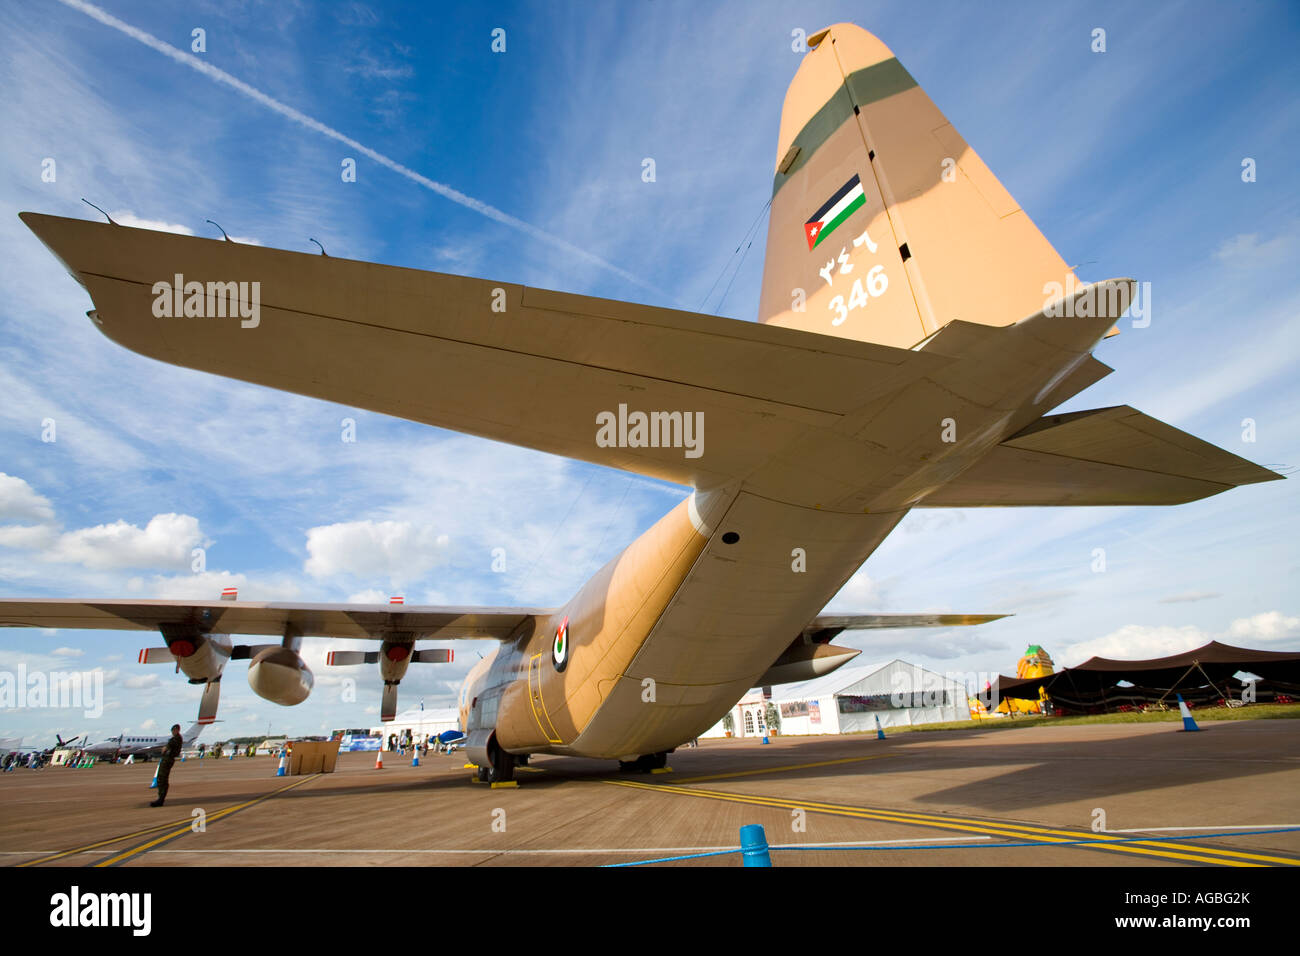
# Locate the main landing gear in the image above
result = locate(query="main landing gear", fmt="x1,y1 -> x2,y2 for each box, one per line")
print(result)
618,751 -> 668,773
476,736 -> 516,783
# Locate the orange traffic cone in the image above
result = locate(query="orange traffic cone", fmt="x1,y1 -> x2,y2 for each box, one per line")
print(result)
374,747 -> 384,769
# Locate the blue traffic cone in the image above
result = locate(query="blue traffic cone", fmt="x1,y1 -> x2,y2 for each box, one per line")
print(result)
149,765 -> 159,789
412,747 -> 420,767
275,752 -> 287,776
1176,694 -> 1201,732
875,714 -> 887,740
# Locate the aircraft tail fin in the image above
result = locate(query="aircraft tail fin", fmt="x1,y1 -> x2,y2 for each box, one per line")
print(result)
759,23 -> 1075,349
182,721 -> 206,743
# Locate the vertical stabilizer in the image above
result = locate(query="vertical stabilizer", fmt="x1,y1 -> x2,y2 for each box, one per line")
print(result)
759,24 -> 1076,348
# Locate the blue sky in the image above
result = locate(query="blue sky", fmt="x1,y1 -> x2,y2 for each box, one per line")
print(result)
1,0 -> 1297,747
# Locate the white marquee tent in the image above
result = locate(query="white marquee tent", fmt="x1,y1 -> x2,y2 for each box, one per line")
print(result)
703,659 -> 968,738
370,707 -> 460,748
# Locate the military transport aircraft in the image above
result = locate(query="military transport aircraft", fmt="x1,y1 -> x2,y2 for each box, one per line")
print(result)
0,24 -> 1279,782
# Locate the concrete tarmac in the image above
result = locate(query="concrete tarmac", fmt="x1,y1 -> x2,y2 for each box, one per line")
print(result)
3,720 -> 1297,867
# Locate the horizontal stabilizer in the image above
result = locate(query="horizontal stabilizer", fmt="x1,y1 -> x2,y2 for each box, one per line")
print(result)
765,612 -> 1006,684
810,613 -> 1008,633
757,643 -> 860,686
920,405 -> 1283,507
20,212 -> 950,490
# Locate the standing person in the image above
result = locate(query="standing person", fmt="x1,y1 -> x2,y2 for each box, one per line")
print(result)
150,724 -> 183,807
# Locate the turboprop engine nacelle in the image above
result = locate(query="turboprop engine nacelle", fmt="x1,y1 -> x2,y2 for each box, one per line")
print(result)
247,646 -> 314,706
144,631 -> 232,683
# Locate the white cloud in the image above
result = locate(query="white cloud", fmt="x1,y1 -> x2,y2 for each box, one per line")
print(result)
1159,591 -> 1221,604
121,570 -> 302,602
50,647 -> 84,658
0,474 -> 54,522
1213,229 -> 1296,268
1,502 -> 212,575
304,520 -> 449,585
1061,612 -> 1299,666
107,211 -> 194,235
49,514 -> 208,571
0,525 -> 57,550
1061,623 -> 1208,666
1225,611 -> 1300,644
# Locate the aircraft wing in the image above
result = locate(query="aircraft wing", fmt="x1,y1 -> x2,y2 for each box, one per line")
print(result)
20,213 -> 951,491
0,599 -> 546,640
917,405 -> 1283,507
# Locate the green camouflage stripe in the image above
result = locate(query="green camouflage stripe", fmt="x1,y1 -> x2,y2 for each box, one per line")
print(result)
772,57 -> 918,198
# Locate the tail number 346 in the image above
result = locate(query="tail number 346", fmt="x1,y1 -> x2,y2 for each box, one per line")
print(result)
829,265 -> 888,326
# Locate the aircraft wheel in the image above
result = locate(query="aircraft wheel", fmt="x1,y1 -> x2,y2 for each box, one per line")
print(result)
487,739 -> 515,783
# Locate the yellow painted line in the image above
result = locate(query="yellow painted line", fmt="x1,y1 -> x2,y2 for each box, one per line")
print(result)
605,780 -> 1292,867
747,789 -> 1300,867
672,753 -> 893,784
17,816 -> 200,868
91,775 -> 321,868
680,784 -> 1300,867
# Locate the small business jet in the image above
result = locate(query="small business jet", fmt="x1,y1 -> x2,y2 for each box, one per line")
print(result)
83,723 -> 205,761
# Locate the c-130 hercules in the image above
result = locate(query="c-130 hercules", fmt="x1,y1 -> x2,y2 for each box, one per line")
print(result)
3,24 -> 1279,782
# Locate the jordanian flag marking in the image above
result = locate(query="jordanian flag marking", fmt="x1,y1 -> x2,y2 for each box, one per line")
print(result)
805,174 -> 867,250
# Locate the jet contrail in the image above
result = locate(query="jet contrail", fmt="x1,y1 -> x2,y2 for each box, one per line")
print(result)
54,0 -> 660,295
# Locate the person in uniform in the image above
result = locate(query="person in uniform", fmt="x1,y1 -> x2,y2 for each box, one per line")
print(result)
150,724 -> 183,807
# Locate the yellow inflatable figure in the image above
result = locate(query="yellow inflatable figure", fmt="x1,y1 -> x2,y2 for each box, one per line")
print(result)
997,645 -> 1054,714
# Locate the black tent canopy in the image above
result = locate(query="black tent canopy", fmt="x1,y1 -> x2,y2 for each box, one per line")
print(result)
994,641 -> 1300,712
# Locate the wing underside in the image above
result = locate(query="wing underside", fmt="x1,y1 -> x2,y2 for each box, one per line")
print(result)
0,599 -> 544,640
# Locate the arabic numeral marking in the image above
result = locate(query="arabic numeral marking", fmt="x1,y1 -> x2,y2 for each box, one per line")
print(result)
848,278 -> 869,311
829,295 -> 848,326
828,266 -> 888,326
867,264 -> 888,296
